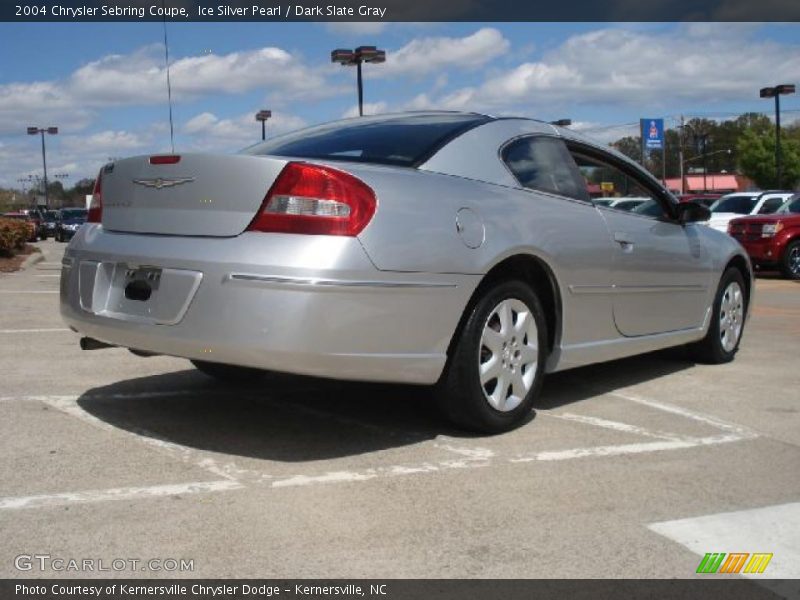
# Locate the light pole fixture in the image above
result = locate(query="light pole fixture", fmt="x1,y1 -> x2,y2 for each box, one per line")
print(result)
331,46 -> 386,117
550,119 -> 572,127
27,126 -> 58,208
255,110 -> 272,141
760,84 -> 795,189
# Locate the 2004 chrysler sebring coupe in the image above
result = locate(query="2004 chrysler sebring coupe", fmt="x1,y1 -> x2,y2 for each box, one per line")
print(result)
61,112 -> 752,432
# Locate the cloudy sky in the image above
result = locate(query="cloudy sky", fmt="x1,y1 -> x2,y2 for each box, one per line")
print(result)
1,22 -> 799,187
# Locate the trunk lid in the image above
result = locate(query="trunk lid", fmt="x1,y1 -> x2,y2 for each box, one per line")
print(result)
101,153 -> 287,237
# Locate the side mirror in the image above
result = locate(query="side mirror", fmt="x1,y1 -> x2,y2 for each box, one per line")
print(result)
676,201 -> 711,224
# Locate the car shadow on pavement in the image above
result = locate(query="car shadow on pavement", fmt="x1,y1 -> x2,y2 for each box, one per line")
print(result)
538,347 -> 695,410
77,349 -> 695,462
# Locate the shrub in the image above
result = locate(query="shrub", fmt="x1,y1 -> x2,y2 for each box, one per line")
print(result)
0,218 -> 29,256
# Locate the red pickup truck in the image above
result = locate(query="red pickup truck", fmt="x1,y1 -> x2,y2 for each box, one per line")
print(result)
728,195 -> 800,279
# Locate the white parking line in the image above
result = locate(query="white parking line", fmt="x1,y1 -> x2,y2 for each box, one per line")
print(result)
0,328 -> 70,334
0,389 -> 760,507
511,433 -> 747,463
545,412 -> 683,441
0,480 -> 243,510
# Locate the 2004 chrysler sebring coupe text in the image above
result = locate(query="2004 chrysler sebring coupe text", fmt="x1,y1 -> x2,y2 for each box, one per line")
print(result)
60,112 -> 752,432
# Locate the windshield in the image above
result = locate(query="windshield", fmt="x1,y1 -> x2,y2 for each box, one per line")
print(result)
711,195 -> 757,214
61,209 -> 87,220
45,211 -> 58,220
242,113 -> 491,167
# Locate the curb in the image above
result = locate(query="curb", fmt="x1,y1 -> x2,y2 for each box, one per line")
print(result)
21,252 -> 45,270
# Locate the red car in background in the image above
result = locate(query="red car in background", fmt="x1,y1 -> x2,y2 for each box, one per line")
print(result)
728,195 -> 800,279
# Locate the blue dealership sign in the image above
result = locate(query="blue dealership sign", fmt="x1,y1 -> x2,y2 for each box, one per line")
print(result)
641,118 -> 664,150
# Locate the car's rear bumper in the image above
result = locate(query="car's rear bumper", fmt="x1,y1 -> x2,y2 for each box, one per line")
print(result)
60,225 -> 478,384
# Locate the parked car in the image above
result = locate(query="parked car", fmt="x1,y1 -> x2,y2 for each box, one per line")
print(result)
60,112 -> 752,432
2,212 -> 39,241
19,208 -> 45,239
41,210 -> 59,239
728,194 -> 800,279
705,191 -> 793,232
592,197 -> 648,212
678,193 -> 721,208
55,208 -> 88,242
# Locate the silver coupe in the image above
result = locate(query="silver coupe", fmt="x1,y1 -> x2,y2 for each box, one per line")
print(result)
61,112 -> 752,432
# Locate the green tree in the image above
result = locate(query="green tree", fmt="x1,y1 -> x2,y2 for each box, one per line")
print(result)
737,129 -> 800,189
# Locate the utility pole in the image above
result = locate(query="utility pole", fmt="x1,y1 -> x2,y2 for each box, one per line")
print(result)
678,115 -> 685,195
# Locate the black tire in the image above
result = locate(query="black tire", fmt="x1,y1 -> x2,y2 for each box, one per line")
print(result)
436,280 -> 548,434
780,240 -> 800,280
688,267 -> 747,364
191,360 -> 266,383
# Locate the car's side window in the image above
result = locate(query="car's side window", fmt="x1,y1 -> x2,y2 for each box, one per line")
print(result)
501,136 -> 589,202
567,150 -> 668,220
758,197 -> 785,215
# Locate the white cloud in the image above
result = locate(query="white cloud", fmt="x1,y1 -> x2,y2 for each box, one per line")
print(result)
412,25 -> 800,112
69,45 -> 333,105
378,28 -> 510,78
182,110 -> 308,150
0,43 -> 335,136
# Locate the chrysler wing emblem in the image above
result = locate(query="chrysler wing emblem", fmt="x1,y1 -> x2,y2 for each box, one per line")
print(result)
132,177 -> 195,189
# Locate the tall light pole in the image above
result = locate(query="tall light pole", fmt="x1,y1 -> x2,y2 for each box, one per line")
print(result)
331,46 -> 386,117
255,110 -> 272,141
760,84 -> 795,189
27,126 -> 58,208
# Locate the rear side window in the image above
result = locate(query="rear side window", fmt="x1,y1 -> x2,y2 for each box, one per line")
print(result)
501,136 -> 589,201
758,196 -> 786,214
242,113 -> 491,167
712,195 -> 757,214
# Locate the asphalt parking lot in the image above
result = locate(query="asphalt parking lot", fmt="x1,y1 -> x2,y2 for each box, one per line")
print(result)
1,239 -> 799,583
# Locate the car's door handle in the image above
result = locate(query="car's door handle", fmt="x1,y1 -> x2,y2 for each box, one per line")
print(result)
614,232 -> 634,245
613,232 -> 635,252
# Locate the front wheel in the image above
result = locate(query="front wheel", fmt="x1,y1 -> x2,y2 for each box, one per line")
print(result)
780,241 -> 800,280
688,267 -> 747,363
436,280 -> 547,433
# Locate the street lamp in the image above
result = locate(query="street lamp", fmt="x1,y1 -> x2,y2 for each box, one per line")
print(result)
255,110 -> 272,141
550,119 -> 572,127
26,126 -> 58,208
331,46 -> 386,117
760,84 -> 795,189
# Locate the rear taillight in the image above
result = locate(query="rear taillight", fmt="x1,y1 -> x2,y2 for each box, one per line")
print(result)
247,162 -> 376,236
87,168 -> 103,223
149,155 -> 181,165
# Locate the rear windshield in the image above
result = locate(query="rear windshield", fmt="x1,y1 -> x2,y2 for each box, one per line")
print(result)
711,195 -> 757,214
242,113 -> 491,167
61,209 -> 87,220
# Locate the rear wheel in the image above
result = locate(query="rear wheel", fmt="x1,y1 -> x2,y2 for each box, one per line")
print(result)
436,280 -> 547,433
191,360 -> 265,383
780,241 -> 800,280
688,267 -> 747,363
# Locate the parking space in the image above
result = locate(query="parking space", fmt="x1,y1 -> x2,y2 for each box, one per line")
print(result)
1,238 -> 799,579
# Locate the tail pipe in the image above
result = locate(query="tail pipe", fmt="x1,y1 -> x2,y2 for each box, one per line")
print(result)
79,337 -> 116,351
